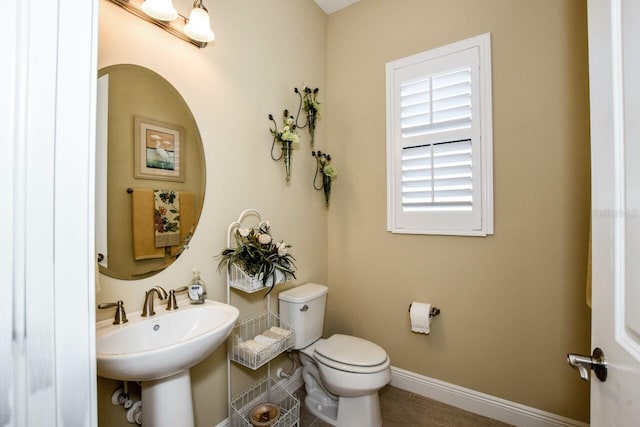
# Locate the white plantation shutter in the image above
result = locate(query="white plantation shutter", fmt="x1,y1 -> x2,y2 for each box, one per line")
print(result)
386,34 -> 493,236
401,139 -> 473,212
400,66 -> 474,213
400,68 -> 472,139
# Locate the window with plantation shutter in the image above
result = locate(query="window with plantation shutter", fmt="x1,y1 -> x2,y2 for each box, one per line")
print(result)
386,34 -> 494,236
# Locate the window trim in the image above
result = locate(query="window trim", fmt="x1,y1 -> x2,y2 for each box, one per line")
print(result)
386,33 -> 494,236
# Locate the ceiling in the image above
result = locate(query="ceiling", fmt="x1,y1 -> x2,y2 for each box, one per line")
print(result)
313,0 -> 359,14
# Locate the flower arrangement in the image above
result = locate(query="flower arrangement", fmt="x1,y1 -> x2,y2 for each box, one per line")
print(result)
217,220 -> 296,295
312,150 -> 337,207
297,87 -> 320,146
270,110 -> 300,145
269,110 -> 300,181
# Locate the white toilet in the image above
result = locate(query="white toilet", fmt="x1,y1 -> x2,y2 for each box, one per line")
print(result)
278,283 -> 391,427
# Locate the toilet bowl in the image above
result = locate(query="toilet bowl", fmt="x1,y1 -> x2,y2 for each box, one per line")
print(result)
314,334 -> 391,397
278,284 -> 391,427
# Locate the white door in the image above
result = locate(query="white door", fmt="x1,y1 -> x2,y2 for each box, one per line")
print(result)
583,0 -> 640,424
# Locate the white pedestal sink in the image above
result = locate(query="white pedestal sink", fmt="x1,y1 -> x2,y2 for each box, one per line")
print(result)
96,299 -> 239,427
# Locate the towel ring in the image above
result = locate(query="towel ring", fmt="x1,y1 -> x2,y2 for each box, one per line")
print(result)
408,303 -> 441,318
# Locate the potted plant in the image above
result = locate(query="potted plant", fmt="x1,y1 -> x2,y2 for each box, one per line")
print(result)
217,220 -> 296,295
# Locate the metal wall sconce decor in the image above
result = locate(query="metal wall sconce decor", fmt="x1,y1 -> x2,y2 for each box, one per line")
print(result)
312,150 -> 337,207
269,86 -> 336,206
294,87 -> 320,147
267,88 -> 319,183
269,110 -> 300,182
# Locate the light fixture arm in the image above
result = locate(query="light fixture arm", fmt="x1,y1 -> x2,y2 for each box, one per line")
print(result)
107,0 -> 212,48
192,0 -> 208,13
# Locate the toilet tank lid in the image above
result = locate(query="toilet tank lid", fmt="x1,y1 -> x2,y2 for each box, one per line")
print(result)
278,283 -> 328,303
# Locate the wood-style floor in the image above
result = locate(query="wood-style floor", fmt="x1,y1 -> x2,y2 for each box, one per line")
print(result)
295,385 -> 513,427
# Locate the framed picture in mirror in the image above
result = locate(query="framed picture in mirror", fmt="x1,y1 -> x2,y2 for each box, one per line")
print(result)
134,115 -> 185,182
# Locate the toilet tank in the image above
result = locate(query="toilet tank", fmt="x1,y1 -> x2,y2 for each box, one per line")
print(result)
278,283 -> 328,350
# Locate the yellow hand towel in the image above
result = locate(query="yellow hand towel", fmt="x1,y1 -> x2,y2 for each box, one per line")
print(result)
586,221 -> 592,308
132,188 -> 164,260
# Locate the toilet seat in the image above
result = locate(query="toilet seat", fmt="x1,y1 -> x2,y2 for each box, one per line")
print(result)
314,334 -> 389,374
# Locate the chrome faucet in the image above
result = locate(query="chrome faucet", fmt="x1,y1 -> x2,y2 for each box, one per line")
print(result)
141,286 -> 168,317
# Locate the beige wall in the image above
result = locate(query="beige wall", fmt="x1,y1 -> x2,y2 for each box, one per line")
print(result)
325,0 -> 591,422
97,0 -> 327,425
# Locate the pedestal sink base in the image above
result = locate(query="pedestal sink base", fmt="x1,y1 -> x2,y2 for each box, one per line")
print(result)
141,370 -> 195,427
96,300 -> 239,425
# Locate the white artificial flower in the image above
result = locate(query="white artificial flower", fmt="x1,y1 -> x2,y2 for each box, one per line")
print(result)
287,117 -> 295,126
278,245 -> 288,257
239,227 -> 250,237
258,233 -> 272,244
282,131 -> 299,144
283,126 -> 290,132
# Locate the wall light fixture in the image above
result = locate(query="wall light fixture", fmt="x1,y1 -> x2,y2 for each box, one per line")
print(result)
107,0 -> 215,48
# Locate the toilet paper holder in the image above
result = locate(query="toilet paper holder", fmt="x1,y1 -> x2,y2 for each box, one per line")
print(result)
408,303 -> 440,318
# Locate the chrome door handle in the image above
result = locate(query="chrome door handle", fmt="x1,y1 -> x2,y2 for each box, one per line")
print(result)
567,347 -> 607,382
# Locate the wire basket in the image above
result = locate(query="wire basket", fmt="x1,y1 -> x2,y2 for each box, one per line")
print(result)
228,312 -> 295,370
230,377 -> 300,427
229,263 -> 287,293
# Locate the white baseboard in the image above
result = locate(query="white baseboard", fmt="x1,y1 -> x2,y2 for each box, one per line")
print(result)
216,366 -> 587,427
390,366 -> 589,427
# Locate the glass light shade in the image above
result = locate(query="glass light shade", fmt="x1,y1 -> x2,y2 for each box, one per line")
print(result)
184,7 -> 215,42
141,0 -> 178,21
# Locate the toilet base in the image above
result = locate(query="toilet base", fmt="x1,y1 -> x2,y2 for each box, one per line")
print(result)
305,394 -> 338,425
336,393 -> 382,427
302,351 -> 339,424
298,342 -> 385,427
304,393 -> 382,427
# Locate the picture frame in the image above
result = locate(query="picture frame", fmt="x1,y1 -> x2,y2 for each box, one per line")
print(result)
134,116 -> 185,182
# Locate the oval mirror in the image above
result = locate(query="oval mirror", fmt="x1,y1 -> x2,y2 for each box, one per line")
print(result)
97,64 -> 205,280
